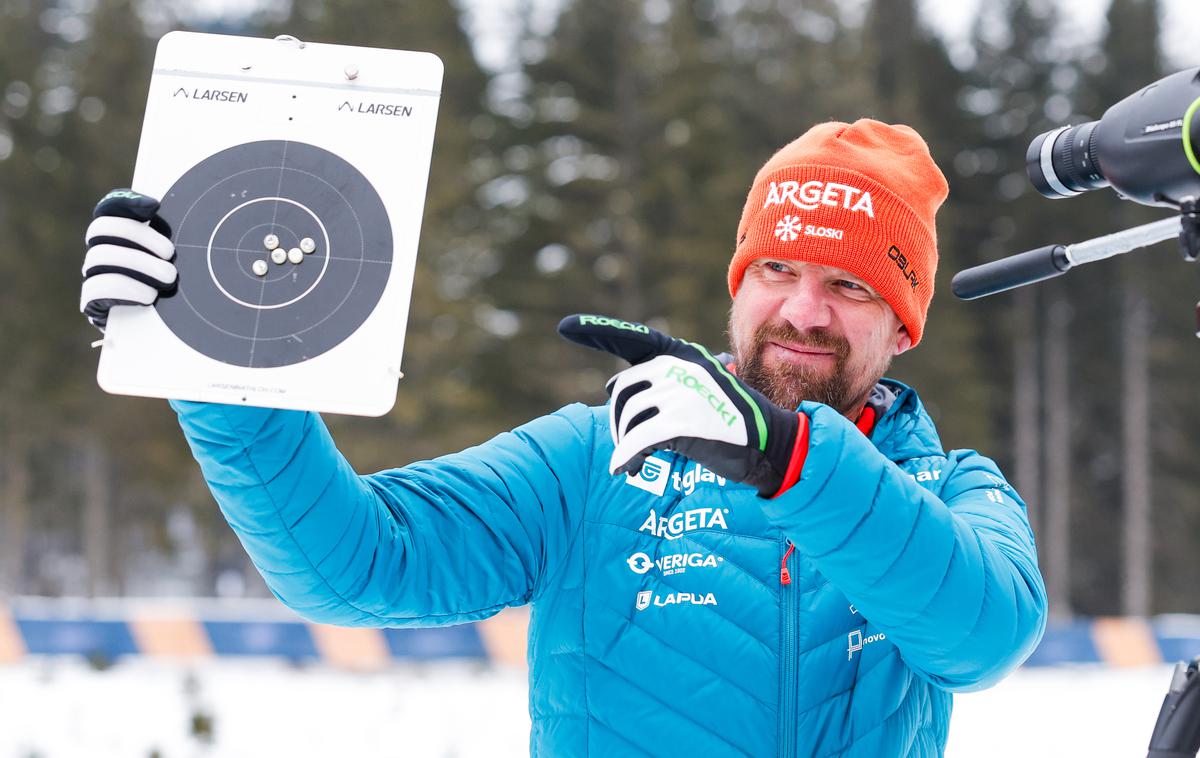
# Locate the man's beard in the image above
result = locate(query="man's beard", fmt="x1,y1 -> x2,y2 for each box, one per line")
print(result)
731,319 -> 883,414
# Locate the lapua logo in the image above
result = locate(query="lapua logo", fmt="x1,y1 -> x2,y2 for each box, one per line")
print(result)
763,180 -> 875,218
635,591 -> 718,611
639,507 -> 729,540
636,590 -> 652,611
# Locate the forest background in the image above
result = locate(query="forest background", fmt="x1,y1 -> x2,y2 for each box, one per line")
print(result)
1,0 -> 1198,620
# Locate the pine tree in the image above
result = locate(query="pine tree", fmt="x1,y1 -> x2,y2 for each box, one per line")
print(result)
1063,0 -> 1165,615
480,0 -> 774,422
951,0 -> 1086,615
0,0 -> 55,595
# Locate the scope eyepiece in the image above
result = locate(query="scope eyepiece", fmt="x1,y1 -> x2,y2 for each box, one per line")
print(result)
1026,122 -> 1108,199
1025,67 -> 1200,207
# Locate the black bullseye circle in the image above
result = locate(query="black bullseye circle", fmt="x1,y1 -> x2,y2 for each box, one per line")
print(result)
156,140 -> 392,368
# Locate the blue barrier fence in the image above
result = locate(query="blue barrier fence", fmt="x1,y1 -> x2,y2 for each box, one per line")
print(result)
2,599 -> 1197,669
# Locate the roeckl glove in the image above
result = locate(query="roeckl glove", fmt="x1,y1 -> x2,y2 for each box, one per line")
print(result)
558,314 -> 810,498
80,189 -> 177,331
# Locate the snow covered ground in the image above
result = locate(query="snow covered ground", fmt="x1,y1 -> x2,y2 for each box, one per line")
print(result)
0,658 -> 1174,757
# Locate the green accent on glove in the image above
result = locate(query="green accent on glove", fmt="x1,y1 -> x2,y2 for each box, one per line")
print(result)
686,340 -> 767,452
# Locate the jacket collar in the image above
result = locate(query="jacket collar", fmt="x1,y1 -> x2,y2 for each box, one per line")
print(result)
868,378 -> 945,461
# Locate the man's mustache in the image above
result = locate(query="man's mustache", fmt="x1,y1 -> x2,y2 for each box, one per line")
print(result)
750,323 -> 850,359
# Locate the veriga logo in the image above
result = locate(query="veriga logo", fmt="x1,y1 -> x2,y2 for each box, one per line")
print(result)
763,180 -> 875,218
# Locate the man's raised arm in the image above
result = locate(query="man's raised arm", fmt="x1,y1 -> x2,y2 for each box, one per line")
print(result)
172,400 -> 594,627
82,188 -> 593,628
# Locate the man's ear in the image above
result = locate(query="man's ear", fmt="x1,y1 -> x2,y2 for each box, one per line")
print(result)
894,323 -> 913,356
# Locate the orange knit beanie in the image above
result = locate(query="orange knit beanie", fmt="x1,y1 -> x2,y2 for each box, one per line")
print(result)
728,119 -> 949,346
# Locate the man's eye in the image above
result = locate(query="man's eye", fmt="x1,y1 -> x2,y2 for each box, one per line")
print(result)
836,279 -> 863,290
764,261 -> 791,274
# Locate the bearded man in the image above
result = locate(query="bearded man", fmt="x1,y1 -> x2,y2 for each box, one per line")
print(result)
81,119 -> 1046,757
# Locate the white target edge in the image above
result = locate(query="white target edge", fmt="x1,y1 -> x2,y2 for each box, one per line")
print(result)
97,31 -> 442,417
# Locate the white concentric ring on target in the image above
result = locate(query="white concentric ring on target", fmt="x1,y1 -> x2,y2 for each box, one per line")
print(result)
206,196 -> 333,310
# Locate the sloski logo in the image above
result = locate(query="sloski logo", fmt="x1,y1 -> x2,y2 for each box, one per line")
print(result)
763,180 -> 875,217
625,454 -> 671,496
639,507 -> 729,540
626,551 -> 723,576
635,591 -> 718,611
774,215 -> 845,243
775,215 -> 803,242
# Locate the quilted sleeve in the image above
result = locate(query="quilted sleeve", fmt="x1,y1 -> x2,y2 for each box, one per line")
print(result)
766,403 -> 1047,692
171,400 -> 594,628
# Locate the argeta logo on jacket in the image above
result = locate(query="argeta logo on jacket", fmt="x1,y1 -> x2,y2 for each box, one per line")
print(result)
639,507 -> 729,540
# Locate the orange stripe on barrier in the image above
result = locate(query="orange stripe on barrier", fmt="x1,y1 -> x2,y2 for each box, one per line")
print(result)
1093,616 -> 1161,667
477,607 -> 530,668
309,624 -> 390,670
0,608 -> 25,663
130,615 -> 212,658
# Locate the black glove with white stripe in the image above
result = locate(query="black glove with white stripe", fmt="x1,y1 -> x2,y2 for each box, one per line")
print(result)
558,314 -> 811,499
80,189 -> 177,331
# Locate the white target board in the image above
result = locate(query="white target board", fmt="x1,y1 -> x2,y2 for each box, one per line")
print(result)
97,31 -> 442,416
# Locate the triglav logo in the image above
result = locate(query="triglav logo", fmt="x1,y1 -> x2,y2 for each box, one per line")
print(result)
763,180 -> 875,218
847,628 -> 887,660
639,507 -> 729,540
625,457 -> 731,498
635,591 -> 718,611
625,454 -> 671,496
636,590 -> 652,611
626,551 -> 723,576
672,461 -> 727,495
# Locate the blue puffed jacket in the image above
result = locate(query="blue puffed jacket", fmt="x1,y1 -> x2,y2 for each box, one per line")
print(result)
171,379 -> 1046,757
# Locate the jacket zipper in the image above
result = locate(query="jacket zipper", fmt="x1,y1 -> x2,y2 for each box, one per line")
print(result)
780,540 -> 798,758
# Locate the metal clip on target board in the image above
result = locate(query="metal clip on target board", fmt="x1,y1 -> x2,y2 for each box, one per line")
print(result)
96,32 -> 442,416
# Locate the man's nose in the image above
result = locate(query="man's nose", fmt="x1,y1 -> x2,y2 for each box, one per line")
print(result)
778,277 -> 833,331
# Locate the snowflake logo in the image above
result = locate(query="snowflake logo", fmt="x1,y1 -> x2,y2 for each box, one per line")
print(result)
774,215 -> 802,242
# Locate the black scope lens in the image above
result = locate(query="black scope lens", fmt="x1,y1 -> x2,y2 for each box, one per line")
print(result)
1025,122 -> 1109,198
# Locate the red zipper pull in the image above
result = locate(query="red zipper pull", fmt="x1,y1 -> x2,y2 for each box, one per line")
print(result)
780,542 -> 795,585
